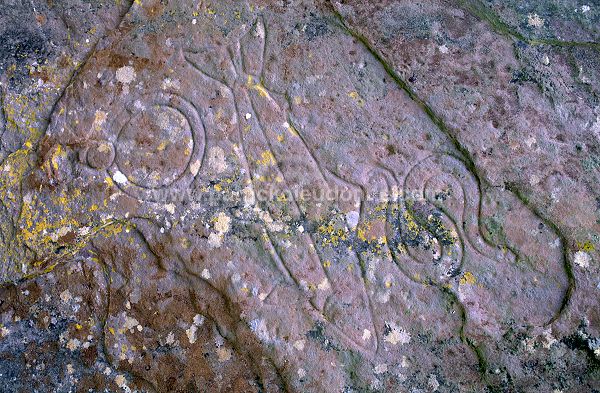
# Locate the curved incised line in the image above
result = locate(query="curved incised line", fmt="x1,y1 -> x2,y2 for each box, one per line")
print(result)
183,97 -> 209,184
407,154 -> 570,327
329,8 -> 574,334
238,20 -> 381,354
329,10 -> 573,379
379,164 -> 438,285
131,218 -> 284,391
458,0 -> 600,51
421,175 -> 465,274
187,27 -> 378,357
92,238 -> 160,393
183,52 -> 232,89
260,16 -> 268,82
376,160 -> 483,371
109,92 -> 205,202
286,115 -> 329,181
402,154 -> 501,263
244,87 -> 338,311
240,16 -> 266,77
403,167 -> 464,273
323,166 -> 387,354
504,183 -> 574,326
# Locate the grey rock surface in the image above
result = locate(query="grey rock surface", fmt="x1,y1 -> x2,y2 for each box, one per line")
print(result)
0,1 -> 598,392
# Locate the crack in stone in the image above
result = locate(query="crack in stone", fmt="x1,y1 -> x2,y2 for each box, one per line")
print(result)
459,0 -> 600,51
328,3 -> 577,386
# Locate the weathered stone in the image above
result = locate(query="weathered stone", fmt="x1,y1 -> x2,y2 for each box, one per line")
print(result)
1,1 -> 599,392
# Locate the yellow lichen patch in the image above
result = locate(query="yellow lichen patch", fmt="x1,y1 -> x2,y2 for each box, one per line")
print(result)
256,150 -> 276,166
316,218 -> 350,248
348,91 -> 365,106
99,221 -> 127,238
18,193 -> 80,251
374,203 -> 388,212
357,226 -> 368,242
356,220 -> 382,243
577,241 -> 595,252
104,176 -> 114,187
157,141 -> 169,151
180,237 -> 191,249
318,221 -> 335,235
0,147 -> 33,202
3,92 -> 44,140
396,244 -> 408,254
51,188 -> 82,210
285,122 -> 299,137
49,145 -> 67,171
459,271 -> 476,285
403,210 -> 420,236
15,176 -> 131,278
93,110 -> 108,131
246,75 -> 270,98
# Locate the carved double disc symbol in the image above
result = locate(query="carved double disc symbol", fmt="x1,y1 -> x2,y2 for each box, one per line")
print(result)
104,93 -> 205,202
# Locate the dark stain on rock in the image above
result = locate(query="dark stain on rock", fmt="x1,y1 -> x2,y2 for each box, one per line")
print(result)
306,321 -> 337,351
304,14 -> 331,41
0,28 -> 48,81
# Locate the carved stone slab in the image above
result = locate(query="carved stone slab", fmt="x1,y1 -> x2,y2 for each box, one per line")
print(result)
1,1 -> 598,392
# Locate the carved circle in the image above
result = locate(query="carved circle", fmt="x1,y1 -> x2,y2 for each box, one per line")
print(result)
108,93 -> 206,201
87,141 -> 115,170
115,105 -> 192,189
386,154 -> 468,283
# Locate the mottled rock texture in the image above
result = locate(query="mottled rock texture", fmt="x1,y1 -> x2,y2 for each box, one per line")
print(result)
0,1 -> 599,392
